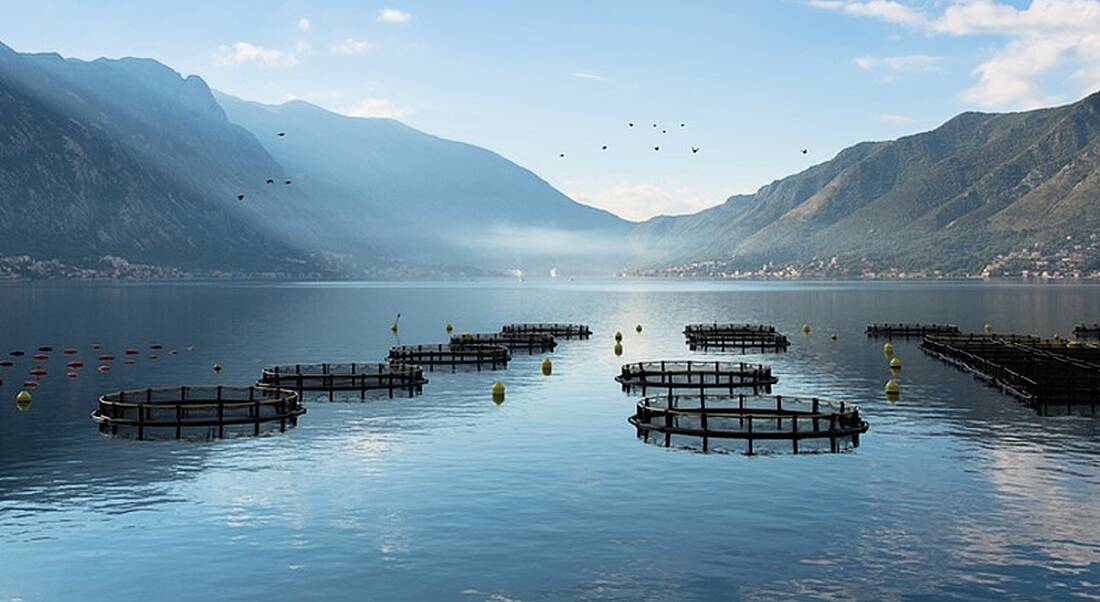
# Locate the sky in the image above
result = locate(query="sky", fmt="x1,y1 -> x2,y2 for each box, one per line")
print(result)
3,0 -> 1100,221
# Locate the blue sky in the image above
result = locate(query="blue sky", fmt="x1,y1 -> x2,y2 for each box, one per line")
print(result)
3,0 -> 1100,221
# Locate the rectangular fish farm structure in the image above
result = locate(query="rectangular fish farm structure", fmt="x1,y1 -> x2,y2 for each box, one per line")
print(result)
388,344 -> 510,371
683,324 -> 789,352
921,334 -> 1100,415
451,332 -> 557,352
500,323 -> 591,339
866,323 -> 960,337
615,360 -> 777,395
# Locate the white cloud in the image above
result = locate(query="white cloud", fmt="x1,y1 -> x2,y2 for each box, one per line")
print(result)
571,183 -> 716,222
813,0 -> 1100,110
216,42 -> 298,67
331,38 -> 373,55
297,17 -> 311,31
337,98 -> 407,118
878,113 -> 916,124
853,53 -> 943,72
378,8 -> 412,23
808,0 -> 927,26
571,72 -> 607,81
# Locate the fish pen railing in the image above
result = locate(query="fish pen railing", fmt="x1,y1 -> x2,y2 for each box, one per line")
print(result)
615,360 -> 777,395
388,344 -> 510,372
451,332 -> 557,353
501,323 -> 591,338
683,323 -> 777,336
866,323 -> 960,337
629,394 -> 868,455
1075,323 -> 1100,339
257,362 -> 427,400
91,385 -> 304,441
921,335 -> 1100,414
685,330 -> 790,352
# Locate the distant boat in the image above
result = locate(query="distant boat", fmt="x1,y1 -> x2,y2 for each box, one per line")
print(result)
511,268 -> 524,282
549,267 -> 558,278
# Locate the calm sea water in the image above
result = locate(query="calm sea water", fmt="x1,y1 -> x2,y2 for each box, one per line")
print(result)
2,280 -> 1099,601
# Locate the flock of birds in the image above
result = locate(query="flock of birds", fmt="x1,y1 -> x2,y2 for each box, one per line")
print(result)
236,132 -> 291,202
556,122 -> 809,158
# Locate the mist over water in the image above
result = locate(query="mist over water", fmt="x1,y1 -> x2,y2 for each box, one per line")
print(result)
1,280 -> 1099,601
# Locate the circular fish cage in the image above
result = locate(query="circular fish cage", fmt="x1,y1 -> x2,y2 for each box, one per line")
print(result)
257,362 -> 427,400
501,323 -> 591,339
451,332 -> 557,353
388,344 -> 510,372
629,394 -> 868,455
684,324 -> 790,352
92,386 -> 304,441
616,360 -> 777,395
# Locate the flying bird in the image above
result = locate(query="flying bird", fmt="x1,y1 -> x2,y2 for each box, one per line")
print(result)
236,194 -> 245,201
284,180 -> 292,185
277,132 -> 286,137
801,149 -> 808,154
266,178 -> 274,185
654,146 -> 660,151
691,147 -> 700,154
601,145 -> 607,150
652,123 -> 658,128
628,122 -> 634,127
662,130 -> 667,134
680,123 -> 686,127
560,153 -> 565,158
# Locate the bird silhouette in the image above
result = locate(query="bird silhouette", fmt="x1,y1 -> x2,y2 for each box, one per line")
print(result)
601,145 -> 607,150
662,130 -> 667,134
277,132 -> 286,137
801,149 -> 808,154
559,153 -> 565,158
266,178 -> 274,184
284,180 -> 292,185
654,146 -> 660,151
236,194 -> 245,201
680,123 -> 686,127
691,147 -> 700,153
652,123 -> 658,128
628,122 -> 634,127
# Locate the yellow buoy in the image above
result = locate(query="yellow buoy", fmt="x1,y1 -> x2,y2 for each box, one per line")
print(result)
885,378 -> 900,395
883,342 -> 894,356
614,342 -> 623,356
390,323 -> 398,333
889,357 -> 902,370
445,322 -> 454,334
541,357 -> 552,376
635,324 -> 643,333
614,331 -> 623,342
984,323 -> 992,334
801,323 -> 811,335
212,363 -> 222,374
491,381 -> 505,404
16,390 -> 32,403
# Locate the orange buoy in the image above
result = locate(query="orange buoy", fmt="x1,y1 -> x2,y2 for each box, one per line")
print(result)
29,367 -> 47,377
63,348 -> 78,355
67,361 -> 83,369
0,360 -> 12,367
66,371 -> 79,379
32,353 -> 48,361
99,354 -> 115,361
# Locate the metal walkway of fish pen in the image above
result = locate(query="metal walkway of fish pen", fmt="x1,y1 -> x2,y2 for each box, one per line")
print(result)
683,324 -> 790,352
450,332 -> 557,353
628,393 -> 868,455
615,360 -> 777,395
257,362 -> 427,400
866,323 -> 960,337
921,334 -> 1100,415
501,323 -> 591,339
388,343 -> 510,371
91,385 -> 304,440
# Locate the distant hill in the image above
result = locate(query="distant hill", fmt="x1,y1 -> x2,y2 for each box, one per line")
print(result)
0,41 -> 335,276
216,94 -> 630,270
635,92 -> 1100,277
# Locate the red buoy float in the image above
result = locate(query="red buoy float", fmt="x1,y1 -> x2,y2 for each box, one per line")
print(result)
23,380 -> 39,388
98,354 -> 115,361
67,371 -> 79,379
0,360 -> 12,367
67,361 -> 84,369
63,348 -> 78,355
29,367 -> 47,377
32,353 -> 48,361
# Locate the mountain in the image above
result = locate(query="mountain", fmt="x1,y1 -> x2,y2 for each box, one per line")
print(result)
635,92 -> 1100,277
0,41 -> 337,276
215,94 -> 630,271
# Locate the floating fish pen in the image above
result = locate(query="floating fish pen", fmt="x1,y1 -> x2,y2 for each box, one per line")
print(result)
1075,323 -> 1100,339
629,394 -> 868,455
921,335 -> 1100,415
615,360 -> 777,395
683,324 -> 789,352
388,344 -> 510,372
866,323 -> 960,337
257,362 -> 427,400
500,323 -> 591,339
91,386 -> 304,441
450,332 -> 557,353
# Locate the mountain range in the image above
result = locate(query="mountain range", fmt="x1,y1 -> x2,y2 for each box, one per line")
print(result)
2,40 -> 1099,279
634,92 -> 1100,277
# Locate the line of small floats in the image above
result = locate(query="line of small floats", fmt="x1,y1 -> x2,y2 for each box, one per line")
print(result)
10,320 -> 1098,454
